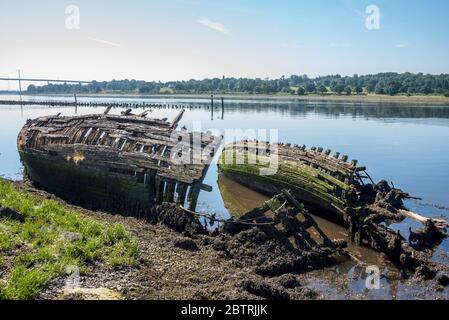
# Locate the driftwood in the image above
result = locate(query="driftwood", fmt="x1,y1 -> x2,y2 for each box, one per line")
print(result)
400,209 -> 448,229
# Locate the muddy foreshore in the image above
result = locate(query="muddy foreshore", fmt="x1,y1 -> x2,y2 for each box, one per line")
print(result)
3,179 -> 444,300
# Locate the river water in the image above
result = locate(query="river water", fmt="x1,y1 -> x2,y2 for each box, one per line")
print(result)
1,94 -> 449,299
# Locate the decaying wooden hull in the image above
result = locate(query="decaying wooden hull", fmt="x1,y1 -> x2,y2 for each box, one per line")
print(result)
219,140 -> 448,248
19,151 -> 154,215
219,141 -> 368,223
17,111 -> 221,215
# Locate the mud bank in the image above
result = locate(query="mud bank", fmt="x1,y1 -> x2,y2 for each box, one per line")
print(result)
3,179 -> 448,300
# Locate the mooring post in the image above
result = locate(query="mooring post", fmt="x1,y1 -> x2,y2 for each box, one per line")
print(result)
74,93 -> 78,114
211,94 -> 214,120
221,97 -> 224,120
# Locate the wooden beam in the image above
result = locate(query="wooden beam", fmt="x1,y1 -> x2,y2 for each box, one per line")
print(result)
188,182 -> 201,211
164,181 -> 176,203
176,183 -> 188,206
103,105 -> 113,115
399,209 -> 448,229
155,176 -> 165,205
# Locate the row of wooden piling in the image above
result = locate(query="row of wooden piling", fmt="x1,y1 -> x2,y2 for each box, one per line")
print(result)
0,99 -> 206,110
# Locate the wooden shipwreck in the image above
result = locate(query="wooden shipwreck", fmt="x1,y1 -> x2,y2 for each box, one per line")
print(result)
219,140 -> 447,229
17,109 -> 221,216
219,140 -> 367,223
218,140 -> 449,278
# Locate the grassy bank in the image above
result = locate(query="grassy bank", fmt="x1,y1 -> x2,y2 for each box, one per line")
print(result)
0,179 -> 138,300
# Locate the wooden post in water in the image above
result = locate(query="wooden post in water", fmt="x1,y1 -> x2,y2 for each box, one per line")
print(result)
211,94 -> 214,120
74,93 -> 78,114
221,97 -> 224,120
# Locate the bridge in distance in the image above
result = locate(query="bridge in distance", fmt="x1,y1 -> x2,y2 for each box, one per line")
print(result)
0,78 -> 92,84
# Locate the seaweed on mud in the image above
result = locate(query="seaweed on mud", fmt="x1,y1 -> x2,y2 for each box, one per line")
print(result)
238,279 -> 291,300
148,182 -> 448,294
214,190 -> 348,277
149,203 -> 207,236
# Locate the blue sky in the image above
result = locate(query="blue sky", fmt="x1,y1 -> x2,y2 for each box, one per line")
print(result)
0,0 -> 448,87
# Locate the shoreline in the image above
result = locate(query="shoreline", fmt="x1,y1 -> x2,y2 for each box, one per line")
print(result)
1,178 -> 447,300
4,92 -> 449,105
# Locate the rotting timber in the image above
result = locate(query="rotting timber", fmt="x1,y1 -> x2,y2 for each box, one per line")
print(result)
219,140 -> 447,227
219,140 -> 370,223
17,109 -> 221,216
219,140 -> 449,282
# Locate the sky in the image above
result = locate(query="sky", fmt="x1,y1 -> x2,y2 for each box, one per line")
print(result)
0,0 -> 449,89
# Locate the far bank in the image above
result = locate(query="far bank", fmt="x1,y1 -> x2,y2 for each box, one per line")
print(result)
15,92 -> 449,105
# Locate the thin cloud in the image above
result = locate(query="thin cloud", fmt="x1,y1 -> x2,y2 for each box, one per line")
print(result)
282,42 -> 306,49
198,17 -> 229,34
329,42 -> 352,48
395,43 -> 407,48
88,37 -> 121,47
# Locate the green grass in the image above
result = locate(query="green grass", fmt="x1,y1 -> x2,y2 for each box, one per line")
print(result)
0,179 -> 138,300
159,87 -> 174,94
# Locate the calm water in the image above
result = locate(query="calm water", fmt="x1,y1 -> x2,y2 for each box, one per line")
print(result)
1,94 -> 449,299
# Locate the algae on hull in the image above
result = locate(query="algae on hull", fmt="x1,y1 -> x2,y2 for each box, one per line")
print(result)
218,142 -> 360,222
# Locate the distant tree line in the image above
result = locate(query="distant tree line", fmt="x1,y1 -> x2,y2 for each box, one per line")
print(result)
26,73 -> 449,97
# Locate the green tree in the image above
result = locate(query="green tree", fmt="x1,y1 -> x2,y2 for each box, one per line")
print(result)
333,84 -> 345,95
305,82 -> 316,93
138,85 -> 151,94
375,83 -> 385,95
386,81 -> 401,95
317,85 -> 327,95
297,86 -> 306,95
345,86 -> 352,95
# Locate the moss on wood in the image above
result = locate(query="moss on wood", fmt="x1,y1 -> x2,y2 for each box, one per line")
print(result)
219,148 -> 353,220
